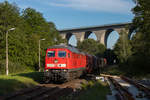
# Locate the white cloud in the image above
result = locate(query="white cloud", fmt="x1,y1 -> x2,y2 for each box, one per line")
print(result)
48,0 -> 134,13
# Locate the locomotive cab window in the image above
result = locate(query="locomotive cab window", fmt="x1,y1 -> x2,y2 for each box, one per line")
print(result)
47,51 -> 55,57
58,51 -> 66,57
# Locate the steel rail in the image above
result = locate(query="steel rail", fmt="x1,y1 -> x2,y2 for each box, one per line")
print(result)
108,77 -> 135,100
121,76 -> 150,98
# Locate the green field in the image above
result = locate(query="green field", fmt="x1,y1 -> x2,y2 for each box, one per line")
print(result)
0,72 -> 43,96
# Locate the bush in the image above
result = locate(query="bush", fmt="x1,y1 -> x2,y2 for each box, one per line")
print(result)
126,55 -> 150,77
76,80 -> 110,100
102,65 -> 124,75
0,60 -> 32,75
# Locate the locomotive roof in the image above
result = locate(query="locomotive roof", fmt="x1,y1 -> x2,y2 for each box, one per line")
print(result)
48,44 -> 85,54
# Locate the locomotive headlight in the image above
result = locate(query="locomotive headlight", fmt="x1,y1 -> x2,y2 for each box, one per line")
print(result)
57,64 -> 66,67
61,64 -> 66,67
47,64 -> 54,67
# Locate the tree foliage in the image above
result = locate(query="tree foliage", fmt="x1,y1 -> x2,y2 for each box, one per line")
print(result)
131,0 -> 150,56
104,49 -> 117,65
0,1 -> 62,74
112,0 -> 150,76
129,0 -> 150,75
77,39 -> 106,57
114,30 -> 132,63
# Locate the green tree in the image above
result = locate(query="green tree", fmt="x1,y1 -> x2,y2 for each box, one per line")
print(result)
0,1 -> 30,74
104,49 -> 117,65
127,0 -> 150,75
114,30 -> 132,63
22,8 -> 62,70
0,1 -> 63,74
132,0 -> 150,55
77,39 -> 106,57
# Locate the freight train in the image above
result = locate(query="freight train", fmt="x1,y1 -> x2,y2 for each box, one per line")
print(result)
44,44 -> 104,82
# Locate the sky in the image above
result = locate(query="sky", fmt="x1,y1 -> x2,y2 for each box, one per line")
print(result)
0,0 -> 135,48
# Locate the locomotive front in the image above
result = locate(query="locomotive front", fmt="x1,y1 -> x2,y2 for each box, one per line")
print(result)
44,47 -> 69,82
44,45 -> 87,82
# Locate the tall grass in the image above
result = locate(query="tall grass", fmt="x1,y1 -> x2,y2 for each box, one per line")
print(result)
62,80 -> 110,100
76,80 -> 110,100
0,60 -> 35,75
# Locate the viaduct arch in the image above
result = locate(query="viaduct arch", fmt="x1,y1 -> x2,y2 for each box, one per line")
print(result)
59,22 -> 132,46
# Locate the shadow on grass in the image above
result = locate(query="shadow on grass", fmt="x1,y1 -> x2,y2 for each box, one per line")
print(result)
15,72 -> 44,83
0,79 -> 35,96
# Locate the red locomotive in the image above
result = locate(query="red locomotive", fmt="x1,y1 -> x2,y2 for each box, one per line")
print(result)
44,44 -> 101,82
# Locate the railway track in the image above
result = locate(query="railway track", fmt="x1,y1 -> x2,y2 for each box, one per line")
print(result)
3,79 -> 87,100
103,74 -> 150,100
4,86 -> 73,100
121,76 -> 150,99
108,77 -> 135,100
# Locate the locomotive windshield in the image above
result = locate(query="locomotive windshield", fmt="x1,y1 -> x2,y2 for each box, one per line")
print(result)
47,51 -> 55,57
58,51 -> 66,57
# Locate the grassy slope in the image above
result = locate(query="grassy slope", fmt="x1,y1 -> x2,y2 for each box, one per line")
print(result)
75,80 -> 110,100
0,72 -> 43,96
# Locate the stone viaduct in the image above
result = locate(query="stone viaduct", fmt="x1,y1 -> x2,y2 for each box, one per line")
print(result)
59,22 -> 132,46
